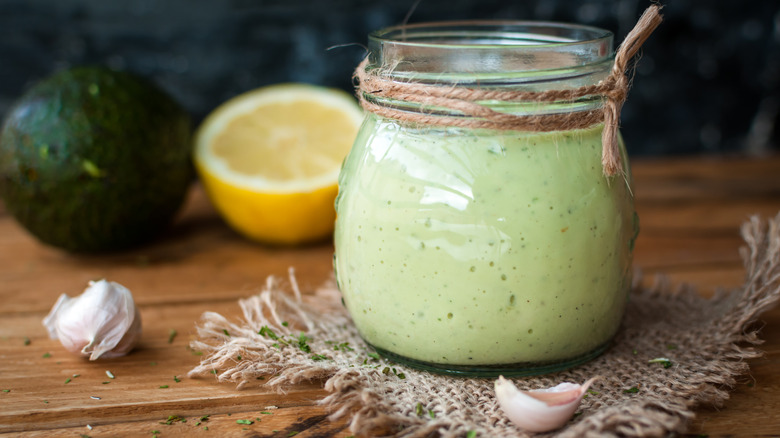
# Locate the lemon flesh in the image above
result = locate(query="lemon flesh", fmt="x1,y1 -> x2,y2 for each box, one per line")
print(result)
194,84 -> 363,245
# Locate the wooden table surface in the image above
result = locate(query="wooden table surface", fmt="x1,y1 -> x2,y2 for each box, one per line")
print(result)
1,154 -> 779,437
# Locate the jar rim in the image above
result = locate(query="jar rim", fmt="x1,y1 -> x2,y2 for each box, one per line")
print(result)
366,20 -> 614,79
369,20 -> 613,49
362,19 -> 615,119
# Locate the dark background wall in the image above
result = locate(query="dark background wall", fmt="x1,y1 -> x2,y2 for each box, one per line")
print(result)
1,0 -> 778,157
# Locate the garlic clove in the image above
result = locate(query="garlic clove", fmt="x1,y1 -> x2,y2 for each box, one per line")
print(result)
494,375 -> 596,433
42,280 -> 142,360
42,293 -> 70,340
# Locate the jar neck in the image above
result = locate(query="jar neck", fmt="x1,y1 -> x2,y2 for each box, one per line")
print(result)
357,5 -> 663,178
367,21 -> 614,91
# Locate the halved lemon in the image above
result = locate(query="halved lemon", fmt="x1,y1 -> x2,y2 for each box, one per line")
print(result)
194,83 -> 363,245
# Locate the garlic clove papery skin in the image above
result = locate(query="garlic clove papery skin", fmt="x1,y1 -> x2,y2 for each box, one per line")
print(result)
494,375 -> 596,433
42,280 -> 142,360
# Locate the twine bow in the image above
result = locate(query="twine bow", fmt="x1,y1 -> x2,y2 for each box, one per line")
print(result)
355,5 -> 663,177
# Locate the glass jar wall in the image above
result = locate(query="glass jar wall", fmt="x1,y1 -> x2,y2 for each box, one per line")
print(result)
334,21 -> 639,377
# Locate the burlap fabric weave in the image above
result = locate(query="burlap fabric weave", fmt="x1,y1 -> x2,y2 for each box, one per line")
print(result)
189,213 -> 780,437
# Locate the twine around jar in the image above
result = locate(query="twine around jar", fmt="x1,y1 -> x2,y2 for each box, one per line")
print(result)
355,5 -> 663,177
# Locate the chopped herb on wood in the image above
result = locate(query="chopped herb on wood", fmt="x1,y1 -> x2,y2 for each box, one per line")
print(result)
24,337 -> 30,346
2,389 -> 9,393
236,419 -> 253,425
173,376 -> 181,383
168,329 -> 177,344
159,385 -> 169,389
160,415 -> 185,425
42,352 -> 51,358
64,378 -> 71,384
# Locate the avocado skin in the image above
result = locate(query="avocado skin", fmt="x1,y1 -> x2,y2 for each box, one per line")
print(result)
0,67 -> 193,252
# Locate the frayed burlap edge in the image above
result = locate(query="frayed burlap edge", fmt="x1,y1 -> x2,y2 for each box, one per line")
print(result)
189,213 -> 780,437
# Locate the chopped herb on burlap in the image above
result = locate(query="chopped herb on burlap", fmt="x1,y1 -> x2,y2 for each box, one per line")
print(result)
189,213 -> 780,437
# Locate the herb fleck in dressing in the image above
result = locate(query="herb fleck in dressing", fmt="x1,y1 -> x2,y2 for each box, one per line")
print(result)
334,119 -> 637,367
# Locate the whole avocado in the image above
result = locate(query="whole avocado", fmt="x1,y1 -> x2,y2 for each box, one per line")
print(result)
0,67 -> 193,252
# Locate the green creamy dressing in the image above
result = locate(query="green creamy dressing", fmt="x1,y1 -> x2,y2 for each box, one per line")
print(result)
334,115 -> 637,366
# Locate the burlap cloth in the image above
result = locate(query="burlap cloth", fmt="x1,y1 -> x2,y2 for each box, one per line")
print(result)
189,213 -> 780,437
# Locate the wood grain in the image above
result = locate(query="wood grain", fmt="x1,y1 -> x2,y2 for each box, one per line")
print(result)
1,154 -> 779,437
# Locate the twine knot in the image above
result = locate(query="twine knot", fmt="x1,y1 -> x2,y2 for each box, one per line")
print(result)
354,5 -> 663,177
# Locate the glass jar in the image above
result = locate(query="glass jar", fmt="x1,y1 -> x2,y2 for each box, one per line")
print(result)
334,21 -> 639,377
